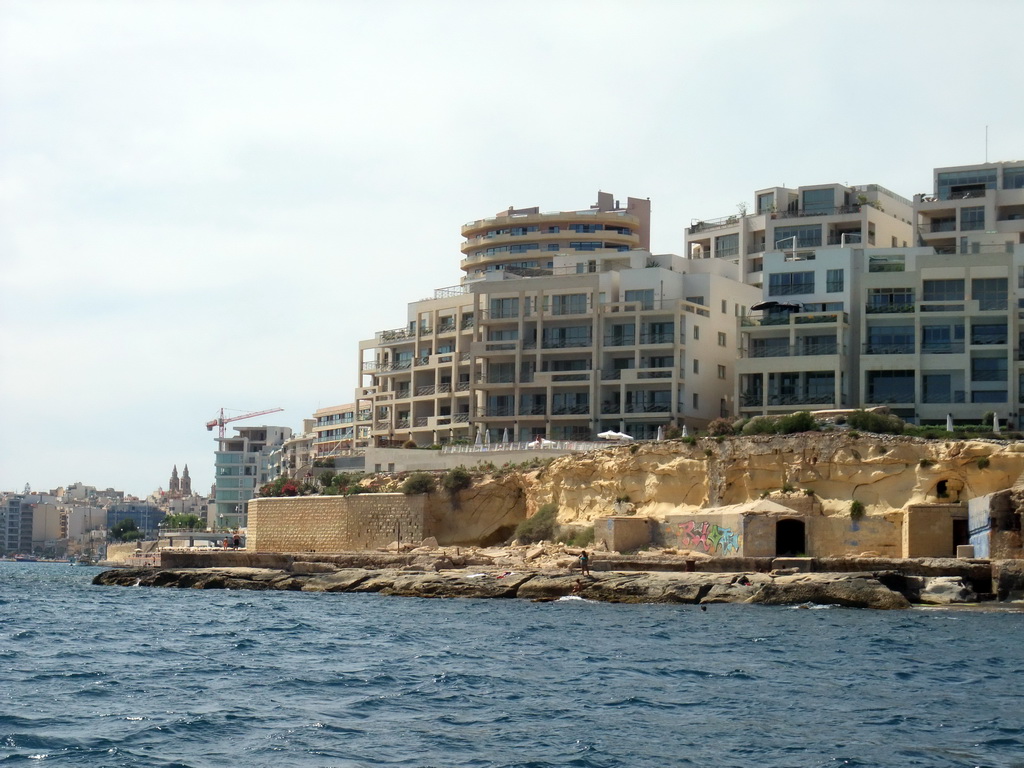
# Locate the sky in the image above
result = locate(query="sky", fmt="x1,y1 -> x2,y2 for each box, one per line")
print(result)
2,0 -> 1023,498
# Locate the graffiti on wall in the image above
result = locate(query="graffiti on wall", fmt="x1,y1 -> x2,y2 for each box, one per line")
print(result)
677,520 -> 741,555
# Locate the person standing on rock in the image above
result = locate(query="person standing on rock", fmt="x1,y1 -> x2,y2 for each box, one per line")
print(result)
579,550 -> 591,577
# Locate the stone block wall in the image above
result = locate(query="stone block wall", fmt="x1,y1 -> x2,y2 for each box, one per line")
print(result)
248,494 -> 427,553
594,516 -> 655,553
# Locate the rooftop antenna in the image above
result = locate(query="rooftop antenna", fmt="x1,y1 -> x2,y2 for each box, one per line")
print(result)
985,125 -> 989,163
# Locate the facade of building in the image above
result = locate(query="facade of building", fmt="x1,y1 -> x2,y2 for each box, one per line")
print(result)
213,425 -> 292,529
356,193 -> 759,446
312,403 -> 367,457
731,161 -> 1024,424
686,182 -> 915,287
106,502 -> 165,536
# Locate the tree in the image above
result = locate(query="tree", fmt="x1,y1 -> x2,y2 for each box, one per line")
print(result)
111,518 -> 142,542
162,513 -> 204,530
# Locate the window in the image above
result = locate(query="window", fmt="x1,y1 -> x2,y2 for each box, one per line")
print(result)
826,269 -> 844,292
937,169 -> 996,200
547,225 -> 560,233
718,332 -> 727,347
1004,167 -> 1024,190
773,224 -> 822,249
757,192 -> 774,213
922,374 -> 952,404
768,271 -> 815,296
973,278 -> 1007,310
551,293 -> 587,315
806,372 -> 836,398
866,325 -> 914,354
868,255 -> 904,272
721,300 -> 728,314
570,241 -> 601,251
693,359 -> 699,374
972,390 -> 1007,403
922,279 -> 965,302
801,188 -> 834,214
866,371 -> 915,403
693,325 -> 700,340
961,206 -> 985,231
624,289 -> 654,310
643,322 -> 674,343
487,329 -> 518,341
972,323 -> 1007,345
922,324 -> 964,354
867,287 -> 914,312
718,365 -> 726,379
715,233 -> 739,257
542,326 -> 591,348
971,357 -> 1007,382
489,297 -> 519,318
569,223 -> 601,233
510,226 -> 538,236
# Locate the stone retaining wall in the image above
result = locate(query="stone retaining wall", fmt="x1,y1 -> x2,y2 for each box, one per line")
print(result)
247,494 -> 427,553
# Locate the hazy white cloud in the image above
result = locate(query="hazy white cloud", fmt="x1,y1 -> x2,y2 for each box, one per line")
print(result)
2,0 -> 1023,494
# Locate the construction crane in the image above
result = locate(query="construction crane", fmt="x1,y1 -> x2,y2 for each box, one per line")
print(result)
206,407 -> 284,439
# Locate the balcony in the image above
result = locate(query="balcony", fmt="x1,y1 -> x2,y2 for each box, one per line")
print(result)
638,332 -> 675,344
865,304 -> 915,314
921,342 -> 965,354
922,391 -> 966,404
863,343 -> 915,355
623,403 -> 671,413
541,338 -> 592,349
602,335 -> 636,347
379,327 -> 413,342
550,404 -> 590,415
484,406 -> 515,417
743,343 -> 841,358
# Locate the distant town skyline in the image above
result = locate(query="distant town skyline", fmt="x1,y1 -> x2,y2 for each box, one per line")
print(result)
2,0 -> 1022,495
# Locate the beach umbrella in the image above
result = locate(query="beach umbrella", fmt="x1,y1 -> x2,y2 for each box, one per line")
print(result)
681,424 -> 689,438
484,428 -> 491,445
656,426 -> 664,441
475,428 -> 483,446
946,414 -> 954,433
501,428 -> 509,444
993,413 -> 1001,434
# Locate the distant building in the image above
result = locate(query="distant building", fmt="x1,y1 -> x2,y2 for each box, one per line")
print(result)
213,425 -> 292,529
106,503 -> 165,537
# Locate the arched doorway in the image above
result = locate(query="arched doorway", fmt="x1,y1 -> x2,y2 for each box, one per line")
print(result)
776,518 -> 806,556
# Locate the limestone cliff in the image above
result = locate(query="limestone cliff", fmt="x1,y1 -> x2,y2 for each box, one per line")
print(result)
524,433 -> 1024,522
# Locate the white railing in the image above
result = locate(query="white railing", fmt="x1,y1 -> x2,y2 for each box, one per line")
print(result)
440,440 -> 615,455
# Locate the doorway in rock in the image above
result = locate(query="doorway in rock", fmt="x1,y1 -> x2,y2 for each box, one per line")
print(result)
952,518 -> 969,551
776,518 -> 806,556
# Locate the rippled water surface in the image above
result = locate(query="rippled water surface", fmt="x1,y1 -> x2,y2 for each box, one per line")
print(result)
2,562 -> 1024,767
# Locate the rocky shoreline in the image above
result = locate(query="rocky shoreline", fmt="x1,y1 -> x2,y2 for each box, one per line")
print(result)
92,555 -> 1012,609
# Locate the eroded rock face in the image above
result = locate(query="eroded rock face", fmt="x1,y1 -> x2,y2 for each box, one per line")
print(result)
528,434 -> 1024,522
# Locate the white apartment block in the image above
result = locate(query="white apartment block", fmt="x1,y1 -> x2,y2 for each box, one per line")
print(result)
687,182 -> 915,287
214,425 -> 291,529
730,161 -> 1024,424
357,193 -> 760,445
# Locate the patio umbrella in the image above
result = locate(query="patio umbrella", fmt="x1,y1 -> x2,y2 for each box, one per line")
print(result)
475,428 -> 483,446
656,426 -> 664,441
993,413 -> 1001,434
484,428 -> 491,445
946,414 -> 954,433
681,424 -> 689,438
501,428 -> 509,444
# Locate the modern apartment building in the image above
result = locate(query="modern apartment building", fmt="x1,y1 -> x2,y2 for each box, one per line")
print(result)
732,161 -> 1024,424
312,403 -> 368,457
686,181 -> 915,287
357,193 -> 759,445
213,425 -> 292,529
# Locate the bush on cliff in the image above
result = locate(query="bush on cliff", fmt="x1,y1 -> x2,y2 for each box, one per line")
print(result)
515,503 -> 558,544
846,410 -> 904,435
741,412 -> 818,436
706,417 -> 735,436
401,472 -> 436,495
441,466 -> 473,494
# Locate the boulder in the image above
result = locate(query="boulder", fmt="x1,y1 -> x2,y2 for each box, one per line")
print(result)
748,573 -> 910,609
913,576 -> 976,605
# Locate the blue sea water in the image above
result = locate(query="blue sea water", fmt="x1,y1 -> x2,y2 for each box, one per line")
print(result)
2,563 -> 1024,768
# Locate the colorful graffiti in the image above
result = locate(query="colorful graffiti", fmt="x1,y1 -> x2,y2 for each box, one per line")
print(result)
677,520 -> 741,555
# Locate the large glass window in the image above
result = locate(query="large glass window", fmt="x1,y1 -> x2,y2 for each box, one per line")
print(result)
972,278 -> 1008,310
971,323 -> 1007,345
801,188 -> 834,214
757,192 -> 774,213
1004,167 -> 1024,190
922,374 -> 952,404
922,279 -> 965,302
624,289 -> 655,310
867,287 -> 914,312
489,297 -> 519,318
773,224 -> 822,249
806,372 -> 836,398
826,269 -> 844,292
922,324 -> 965,353
715,233 -> 739,257
768,271 -> 815,296
551,293 -> 588,315
971,357 -> 1007,382
604,323 -> 635,346
542,326 -> 591,348
642,322 -> 675,343
866,371 -> 915,403
866,326 -> 914,354
937,169 -> 996,200
961,206 -> 985,231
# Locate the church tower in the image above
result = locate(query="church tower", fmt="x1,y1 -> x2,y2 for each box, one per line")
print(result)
181,465 -> 192,496
169,465 -> 180,495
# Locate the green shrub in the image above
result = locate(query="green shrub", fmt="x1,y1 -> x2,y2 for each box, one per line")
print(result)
441,466 -> 473,493
400,472 -> 435,495
402,439 -> 418,449
318,470 -> 336,489
563,525 -> 595,547
704,448 -> 714,457
706,417 -> 735,436
850,500 -> 865,520
515,503 -> 558,544
977,456 -> 991,469
919,458 -> 934,468
846,410 -> 904,435
742,416 -> 777,435
682,435 -> 697,445
629,444 -> 639,454
776,411 -> 817,434
664,426 -> 682,440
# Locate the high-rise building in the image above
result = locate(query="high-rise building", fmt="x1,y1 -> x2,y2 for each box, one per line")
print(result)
728,161 -> 1024,424
356,193 -> 759,445
213,425 -> 292,529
